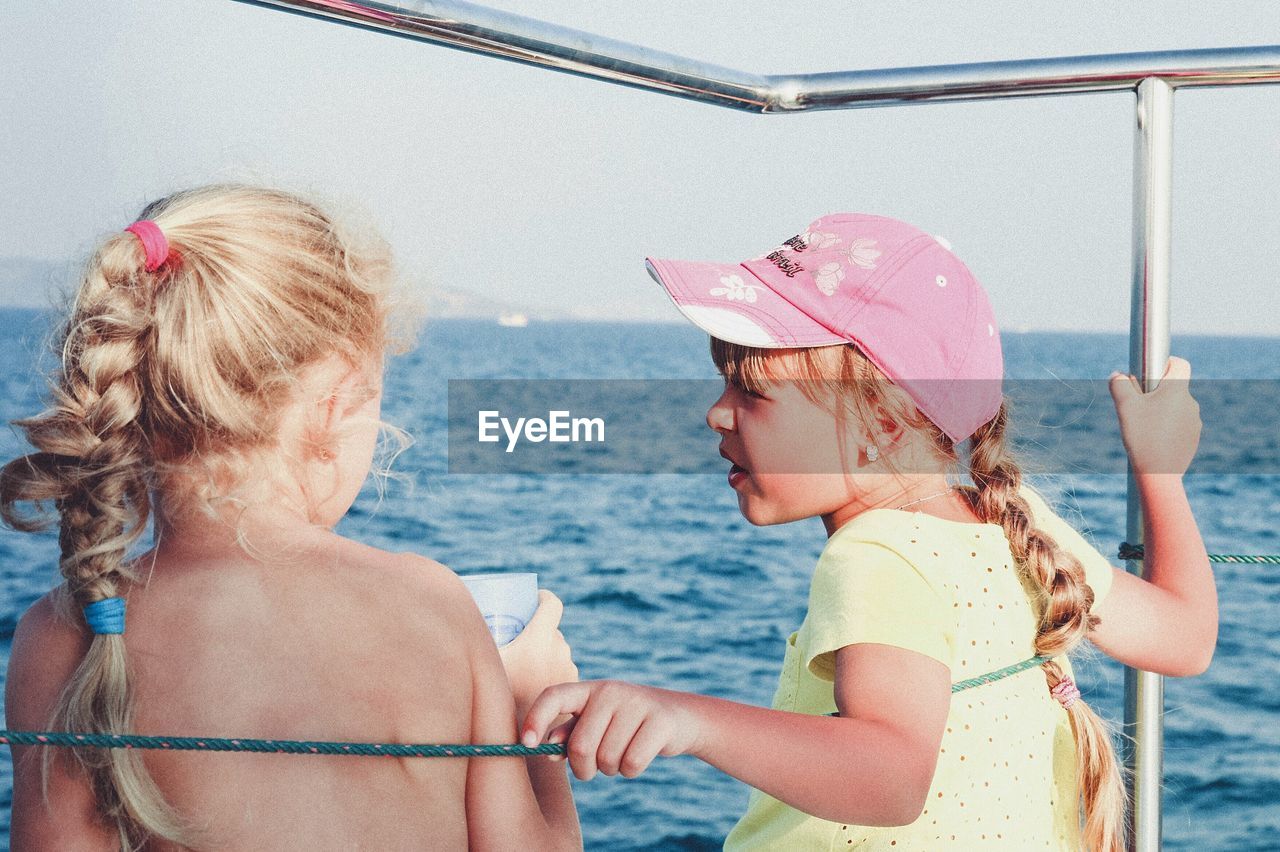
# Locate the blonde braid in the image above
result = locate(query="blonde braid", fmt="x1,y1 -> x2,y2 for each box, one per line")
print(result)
963,401 -> 1127,852
2,231 -> 193,848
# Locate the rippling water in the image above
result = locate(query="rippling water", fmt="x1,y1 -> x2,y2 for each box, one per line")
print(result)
1,309 -> 1278,850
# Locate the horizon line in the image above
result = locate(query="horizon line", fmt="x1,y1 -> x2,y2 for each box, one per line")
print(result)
0,304 -> 1275,339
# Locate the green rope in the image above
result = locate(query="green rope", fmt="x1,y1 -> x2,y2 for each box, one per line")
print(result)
12,542 -> 1277,756
1119,542 -> 1280,564
951,654 -> 1054,693
824,653 -> 1056,716
4,654 -> 1084,747
10,656 -> 1062,749
0,730 -> 564,757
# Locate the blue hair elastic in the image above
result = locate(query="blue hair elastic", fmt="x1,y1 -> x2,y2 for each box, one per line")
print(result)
83,597 -> 126,635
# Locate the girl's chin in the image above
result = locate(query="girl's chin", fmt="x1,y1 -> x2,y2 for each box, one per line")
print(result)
734,494 -> 767,526
737,491 -> 839,527
736,496 -> 797,527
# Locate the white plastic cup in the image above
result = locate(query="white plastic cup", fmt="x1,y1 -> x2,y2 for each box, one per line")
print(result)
460,572 -> 539,647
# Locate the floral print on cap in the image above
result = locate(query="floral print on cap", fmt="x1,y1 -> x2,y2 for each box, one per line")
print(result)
846,237 -> 881,269
710,273 -> 761,303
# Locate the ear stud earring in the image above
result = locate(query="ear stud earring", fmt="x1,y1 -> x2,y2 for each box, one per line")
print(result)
865,445 -> 880,462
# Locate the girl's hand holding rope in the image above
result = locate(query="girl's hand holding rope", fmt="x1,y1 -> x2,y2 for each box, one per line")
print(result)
520,681 -> 705,780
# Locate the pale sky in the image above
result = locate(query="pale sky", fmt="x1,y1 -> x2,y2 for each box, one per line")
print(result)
2,1 -> 1279,333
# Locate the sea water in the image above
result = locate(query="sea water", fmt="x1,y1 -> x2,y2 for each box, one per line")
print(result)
1,309 -> 1277,850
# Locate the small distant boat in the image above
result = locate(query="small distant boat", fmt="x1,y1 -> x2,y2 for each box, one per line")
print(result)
498,312 -> 529,327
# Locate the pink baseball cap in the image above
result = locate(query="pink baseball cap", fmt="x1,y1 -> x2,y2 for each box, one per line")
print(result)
645,213 -> 1004,444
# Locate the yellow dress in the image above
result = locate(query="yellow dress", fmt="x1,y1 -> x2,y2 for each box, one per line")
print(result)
723,486 -> 1116,851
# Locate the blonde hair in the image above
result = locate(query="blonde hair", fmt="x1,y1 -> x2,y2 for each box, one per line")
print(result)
0,183 -> 422,849
711,337 -> 1127,852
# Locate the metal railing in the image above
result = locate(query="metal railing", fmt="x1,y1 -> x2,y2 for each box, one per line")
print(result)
233,2 -> 1280,848
239,0 -> 1280,110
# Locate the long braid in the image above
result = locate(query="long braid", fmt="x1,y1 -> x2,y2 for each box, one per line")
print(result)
2,233 -> 192,847
962,401 -> 1127,852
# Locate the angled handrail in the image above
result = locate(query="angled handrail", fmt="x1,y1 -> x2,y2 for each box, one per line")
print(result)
235,0 -> 1280,111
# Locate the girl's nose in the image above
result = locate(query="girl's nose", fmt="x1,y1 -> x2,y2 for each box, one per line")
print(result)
706,390 -> 736,433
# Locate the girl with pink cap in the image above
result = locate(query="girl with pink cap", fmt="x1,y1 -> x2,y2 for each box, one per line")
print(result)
521,213 -> 1217,851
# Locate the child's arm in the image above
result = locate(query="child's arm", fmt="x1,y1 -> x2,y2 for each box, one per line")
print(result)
5,593 -> 119,850
463,587 -> 582,852
1087,475 -> 1216,676
1087,357 -> 1217,677
521,642 -> 949,827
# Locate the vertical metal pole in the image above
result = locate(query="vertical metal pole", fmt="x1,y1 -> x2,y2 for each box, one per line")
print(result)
1125,75 -> 1173,852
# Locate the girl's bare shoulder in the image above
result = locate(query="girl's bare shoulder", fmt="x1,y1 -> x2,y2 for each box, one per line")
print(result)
326,540 -> 477,625
261,537 -> 489,671
132,533 -> 477,632
5,590 -> 86,729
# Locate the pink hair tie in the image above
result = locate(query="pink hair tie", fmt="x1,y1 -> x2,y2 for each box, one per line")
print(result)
1051,677 -> 1081,710
124,220 -> 170,272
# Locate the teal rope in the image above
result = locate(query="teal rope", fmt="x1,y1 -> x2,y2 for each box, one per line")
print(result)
951,653 -> 1054,693
10,656 -> 1066,747
20,540 -> 1279,755
1119,542 -> 1280,565
825,653 -> 1056,716
0,730 -> 564,758
12,656 -> 1059,750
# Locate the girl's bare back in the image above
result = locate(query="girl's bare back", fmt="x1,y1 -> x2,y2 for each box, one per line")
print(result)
9,531 -> 485,850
